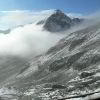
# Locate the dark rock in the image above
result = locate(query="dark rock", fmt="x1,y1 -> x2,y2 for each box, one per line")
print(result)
0,29 -> 11,34
71,18 -> 83,25
80,71 -> 94,78
43,9 -> 83,32
52,84 -> 66,89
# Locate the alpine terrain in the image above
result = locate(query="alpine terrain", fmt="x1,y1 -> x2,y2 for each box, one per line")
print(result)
0,10 -> 100,100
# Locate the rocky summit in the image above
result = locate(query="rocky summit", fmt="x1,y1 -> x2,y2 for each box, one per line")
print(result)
43,9 -> 83,32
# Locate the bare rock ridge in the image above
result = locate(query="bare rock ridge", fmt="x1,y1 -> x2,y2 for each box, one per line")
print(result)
43,9 -> 83,32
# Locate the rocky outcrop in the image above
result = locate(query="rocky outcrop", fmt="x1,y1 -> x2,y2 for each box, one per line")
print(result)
0,29 -> 10,34
43,9 -> 83,32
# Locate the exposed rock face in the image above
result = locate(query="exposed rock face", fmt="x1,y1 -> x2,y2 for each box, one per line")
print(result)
43,9 -> 83,32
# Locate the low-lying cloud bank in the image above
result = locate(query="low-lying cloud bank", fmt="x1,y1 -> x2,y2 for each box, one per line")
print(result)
0,23 -> 64,57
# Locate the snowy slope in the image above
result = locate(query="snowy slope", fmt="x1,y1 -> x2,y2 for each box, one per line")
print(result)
1,22 -> 99,100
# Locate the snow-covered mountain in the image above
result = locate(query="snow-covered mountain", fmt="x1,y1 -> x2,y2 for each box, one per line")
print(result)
0,10 -> 100,100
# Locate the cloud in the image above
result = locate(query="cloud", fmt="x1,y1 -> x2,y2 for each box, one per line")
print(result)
0,9 -> 54,30
0,23 -> 64,58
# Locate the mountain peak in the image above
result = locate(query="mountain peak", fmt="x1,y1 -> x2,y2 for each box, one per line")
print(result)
54,9 -> 64,15
43,9 -> 72,32
43,9 -> 83,32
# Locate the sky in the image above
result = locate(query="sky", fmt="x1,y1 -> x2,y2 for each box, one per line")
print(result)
0,0 -> 100,14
